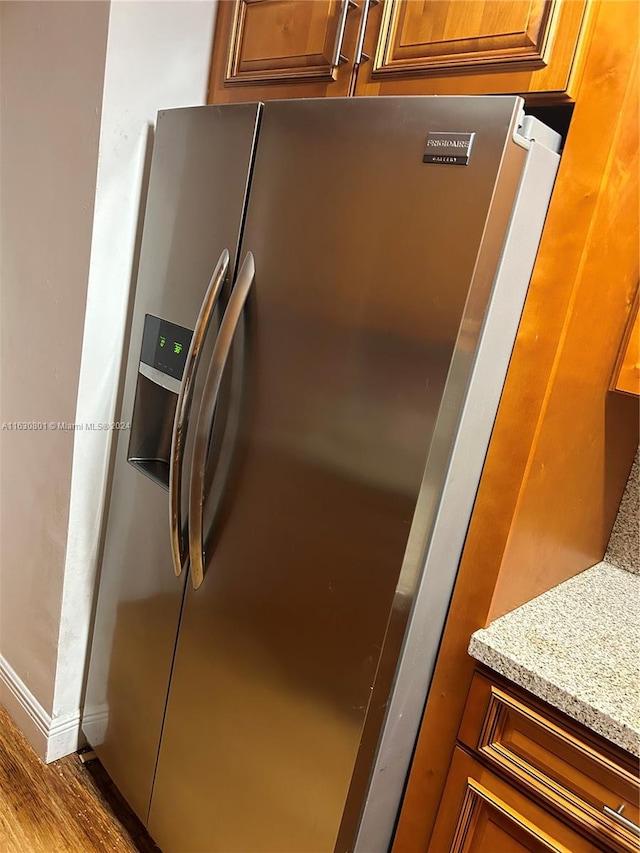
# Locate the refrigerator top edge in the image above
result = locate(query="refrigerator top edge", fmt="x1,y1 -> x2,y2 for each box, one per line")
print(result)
154,96 -> 563,159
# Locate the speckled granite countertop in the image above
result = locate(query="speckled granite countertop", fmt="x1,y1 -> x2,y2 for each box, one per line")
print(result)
606,450 -> 639,574
469,561 -> 640,757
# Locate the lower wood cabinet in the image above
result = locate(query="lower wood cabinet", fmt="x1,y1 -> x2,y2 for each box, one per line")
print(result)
428,671 -> 640,853
429,747 -> 601,852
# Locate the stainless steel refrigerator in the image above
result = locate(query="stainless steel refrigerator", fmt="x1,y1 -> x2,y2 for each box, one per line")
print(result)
83,97 -> 560,853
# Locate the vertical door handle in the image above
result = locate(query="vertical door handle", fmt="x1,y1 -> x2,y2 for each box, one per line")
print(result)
169,249 -> 229,578
332,0 -> 357,66
188,251 -> 255,590
353,0 -> 377,65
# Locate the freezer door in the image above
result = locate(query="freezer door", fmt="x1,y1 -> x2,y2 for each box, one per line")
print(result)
82,103 -> 261,823
148,96 -> 527,852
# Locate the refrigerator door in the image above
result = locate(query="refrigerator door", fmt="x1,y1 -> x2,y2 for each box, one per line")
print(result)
82,103 -> 261,822
147,97 -> 529,852
352,135 -> 559,852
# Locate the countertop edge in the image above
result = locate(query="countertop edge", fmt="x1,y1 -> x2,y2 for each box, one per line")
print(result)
468,561 -> 640,759
468,632 -> 640,757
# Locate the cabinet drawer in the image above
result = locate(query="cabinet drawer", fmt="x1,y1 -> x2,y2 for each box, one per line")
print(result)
429,747 -> 601,853
459,673 -> 640,852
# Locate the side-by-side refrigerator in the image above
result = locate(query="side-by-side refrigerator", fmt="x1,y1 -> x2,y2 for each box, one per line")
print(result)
83,97 -> 560,853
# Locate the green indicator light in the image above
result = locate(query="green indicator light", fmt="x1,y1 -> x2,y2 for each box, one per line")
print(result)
159,336 -> 166,348
173,342 -> 183,355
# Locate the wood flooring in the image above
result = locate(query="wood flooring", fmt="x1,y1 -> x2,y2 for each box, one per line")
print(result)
0,704 -> 160,853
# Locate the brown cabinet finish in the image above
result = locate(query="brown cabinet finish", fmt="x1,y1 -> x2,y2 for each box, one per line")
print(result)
373,0 -> 558,72
208,0 -> 362,103
208,0 -> 591,103
354,0 -> 589,100
459,673 -> 640,853
226,1 -> 345,83
429,673 -> 640,853
429,748 -> 601,853
614,296 -> 640,397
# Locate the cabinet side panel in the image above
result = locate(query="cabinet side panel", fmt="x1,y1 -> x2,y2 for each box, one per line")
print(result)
489,38 -> 639,619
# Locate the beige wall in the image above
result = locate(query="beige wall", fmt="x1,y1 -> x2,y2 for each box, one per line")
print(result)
0,2 -> 110,714
0,0 -> 217,760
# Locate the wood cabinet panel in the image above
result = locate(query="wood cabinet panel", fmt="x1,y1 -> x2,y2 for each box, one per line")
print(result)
209,0 -> 591,103
614,296 -> 640,397
354,0 -> 590,100
373,0 -> 555,74
227,0 -> 345,84
209,0 -> 361,103
429,748 -> 601,853
459,673 -> 640,852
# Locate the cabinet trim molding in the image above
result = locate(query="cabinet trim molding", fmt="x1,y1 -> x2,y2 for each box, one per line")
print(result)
224,0 -> 344,86
453,777 -> 567,852
474,683 -> 640,852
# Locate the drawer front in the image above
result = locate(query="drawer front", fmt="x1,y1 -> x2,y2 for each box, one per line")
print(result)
459,673 -> 640,852
429,747 -> 602,853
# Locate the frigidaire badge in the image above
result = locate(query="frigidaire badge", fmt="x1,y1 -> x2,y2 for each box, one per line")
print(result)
423,132 -> 475,166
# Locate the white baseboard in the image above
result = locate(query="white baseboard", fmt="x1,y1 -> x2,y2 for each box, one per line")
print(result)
0,655 -> 82,763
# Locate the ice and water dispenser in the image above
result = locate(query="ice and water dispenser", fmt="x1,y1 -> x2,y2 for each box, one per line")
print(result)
128,314 -> 192,489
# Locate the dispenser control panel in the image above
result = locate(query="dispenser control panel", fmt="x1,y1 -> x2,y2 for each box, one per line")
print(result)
140,314 -> 193,380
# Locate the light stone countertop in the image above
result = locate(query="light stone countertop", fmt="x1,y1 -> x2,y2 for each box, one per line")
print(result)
606,451 -> 639,574
469,561 -> 640,757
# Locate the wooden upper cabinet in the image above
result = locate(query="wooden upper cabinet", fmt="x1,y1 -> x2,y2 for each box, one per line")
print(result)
208,0 -> 363,103
354,0 -> 591,99
208,0 -> 592,104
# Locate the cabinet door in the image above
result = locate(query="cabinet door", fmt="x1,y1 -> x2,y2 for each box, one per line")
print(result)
354,0 -> 590,101
209,0 -> 363,103
428,748 -> 601,853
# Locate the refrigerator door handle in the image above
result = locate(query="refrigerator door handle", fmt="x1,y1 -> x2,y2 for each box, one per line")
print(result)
169,248 -> 230,578
188,251 -> 256,590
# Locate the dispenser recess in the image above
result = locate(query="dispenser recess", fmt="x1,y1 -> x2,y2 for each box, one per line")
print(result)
128,314 -> 193,490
